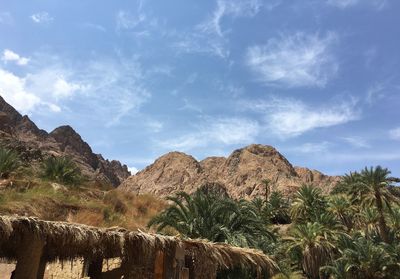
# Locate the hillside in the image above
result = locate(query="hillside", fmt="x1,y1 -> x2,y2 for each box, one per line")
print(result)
120,144 -> 340,198
0,96 -> 130,186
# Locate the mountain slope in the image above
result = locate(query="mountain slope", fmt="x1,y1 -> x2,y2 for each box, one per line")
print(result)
120,144 -> 340,198
0,96 -> 130,186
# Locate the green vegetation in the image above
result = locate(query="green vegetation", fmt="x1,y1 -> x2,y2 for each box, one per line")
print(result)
41,156 -> 82,185
0,147 -> 20,178
149,166 -> 400,279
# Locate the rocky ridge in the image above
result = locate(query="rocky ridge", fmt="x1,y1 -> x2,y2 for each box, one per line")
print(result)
120,144 -> 340,198
0,96 -> 130,186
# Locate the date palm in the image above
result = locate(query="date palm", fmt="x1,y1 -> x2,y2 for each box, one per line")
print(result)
286,222 -> 336,279
41,156 -> 82,185
148,190 -> 274,248
0,147 -> 20,178
290,185 -> 326,223
328,195 -> 354,231
354,167 -> 397,243
340,237 -> 393,279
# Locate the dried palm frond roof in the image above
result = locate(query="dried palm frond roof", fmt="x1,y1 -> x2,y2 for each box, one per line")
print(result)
0,215 -> 125,261
0,215 -> 278,274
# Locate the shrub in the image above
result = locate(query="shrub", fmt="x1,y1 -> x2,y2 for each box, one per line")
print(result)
0,147 -> 20,178
41,156 -> 82,185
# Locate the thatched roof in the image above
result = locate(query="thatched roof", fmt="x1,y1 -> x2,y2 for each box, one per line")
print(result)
0,215 -> 278,274
0,216 -> 124,261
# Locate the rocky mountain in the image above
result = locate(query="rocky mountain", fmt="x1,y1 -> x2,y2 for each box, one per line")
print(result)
0,96 -> 130,186
120,144 -> 340,198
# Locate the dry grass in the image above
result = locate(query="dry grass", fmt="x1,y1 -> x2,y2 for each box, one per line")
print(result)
0,177 -> 166,231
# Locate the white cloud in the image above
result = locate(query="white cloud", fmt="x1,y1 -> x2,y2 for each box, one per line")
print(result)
0,68 -> 41,113
199,0 -> 263,37
2,49 -> 29,65
327,0 -> 388,9
146,120 -> 163,133
246,32 -> 338,88
30,12 -> 53,23
293,142 -> 332,153
243,97 -> 359,137
83,23 -> 107,32
128,166 -> 139,175
341,136 -> 371,148
389,127 -> 400,140
53,76 -> 86,99
172,0 -> 266,59
116,10 -> 146,30
25,67 -> 88,102
366,82 -> 387,104
327,0 -> 359,8
157,117 -> 259,151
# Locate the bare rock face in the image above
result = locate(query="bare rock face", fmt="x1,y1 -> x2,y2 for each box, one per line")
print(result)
120,144 -> 340,198
0,96 -> 130,186
294,167 -> 340,193
120,152 -> 204,195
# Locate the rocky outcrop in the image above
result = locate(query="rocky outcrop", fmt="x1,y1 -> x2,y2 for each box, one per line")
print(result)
120,144 -> 340,198
0,96 -> 130,186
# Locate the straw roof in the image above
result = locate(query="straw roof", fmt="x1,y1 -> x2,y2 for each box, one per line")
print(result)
0,215 -> 278,275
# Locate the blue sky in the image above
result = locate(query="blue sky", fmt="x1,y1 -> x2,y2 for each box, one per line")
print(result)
1,0 -> 400,176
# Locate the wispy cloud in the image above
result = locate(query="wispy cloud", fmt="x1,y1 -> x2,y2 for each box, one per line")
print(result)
389,127 -> 400,140
172,0 -> 266,59
365,81 -> 390,104
156,117 -> 259,151
115,2 -> 158,37
245,32 -> 338,88
199,0 -> 263,37
292,141 -> 332,153
326,0 -> 388,10
1,51 -> 151,124
0,12 -> 13,25
242,96 -> 359,137
116,10 -> 146,30
1,49 -> 29,65
83,23 -> 107,32
30,12 -> 53,23
341,136 -> 371,148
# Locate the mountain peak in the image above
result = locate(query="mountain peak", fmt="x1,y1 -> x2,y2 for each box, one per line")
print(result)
0,96 -> 130,186
120,144 -> 340,198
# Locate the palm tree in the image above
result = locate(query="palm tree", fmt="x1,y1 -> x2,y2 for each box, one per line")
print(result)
355,167 -> 397,243
328,195 -> 354,231
148,190 -> 274,247
388,207 -> 400,240
265,191 -> 291,224
358,207 -> 380,238
286,222 -> 337,279
41,156 -> 82,185
338,167 -> 399,243
0,147 -> 20,178
339,237 -> 393,279
290,185 -> 326,223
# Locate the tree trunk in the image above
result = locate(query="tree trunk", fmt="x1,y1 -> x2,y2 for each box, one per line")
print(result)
375,191 -> 389,243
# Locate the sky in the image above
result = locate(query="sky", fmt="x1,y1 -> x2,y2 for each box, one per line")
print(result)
0,0 -> 400,176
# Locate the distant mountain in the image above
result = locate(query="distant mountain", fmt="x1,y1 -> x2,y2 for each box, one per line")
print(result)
119,144 -> 340,198
0,96 -> 130,186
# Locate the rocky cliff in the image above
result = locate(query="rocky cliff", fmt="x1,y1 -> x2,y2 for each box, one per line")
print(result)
0,96 -> 130,186
120,144 -> 340,198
